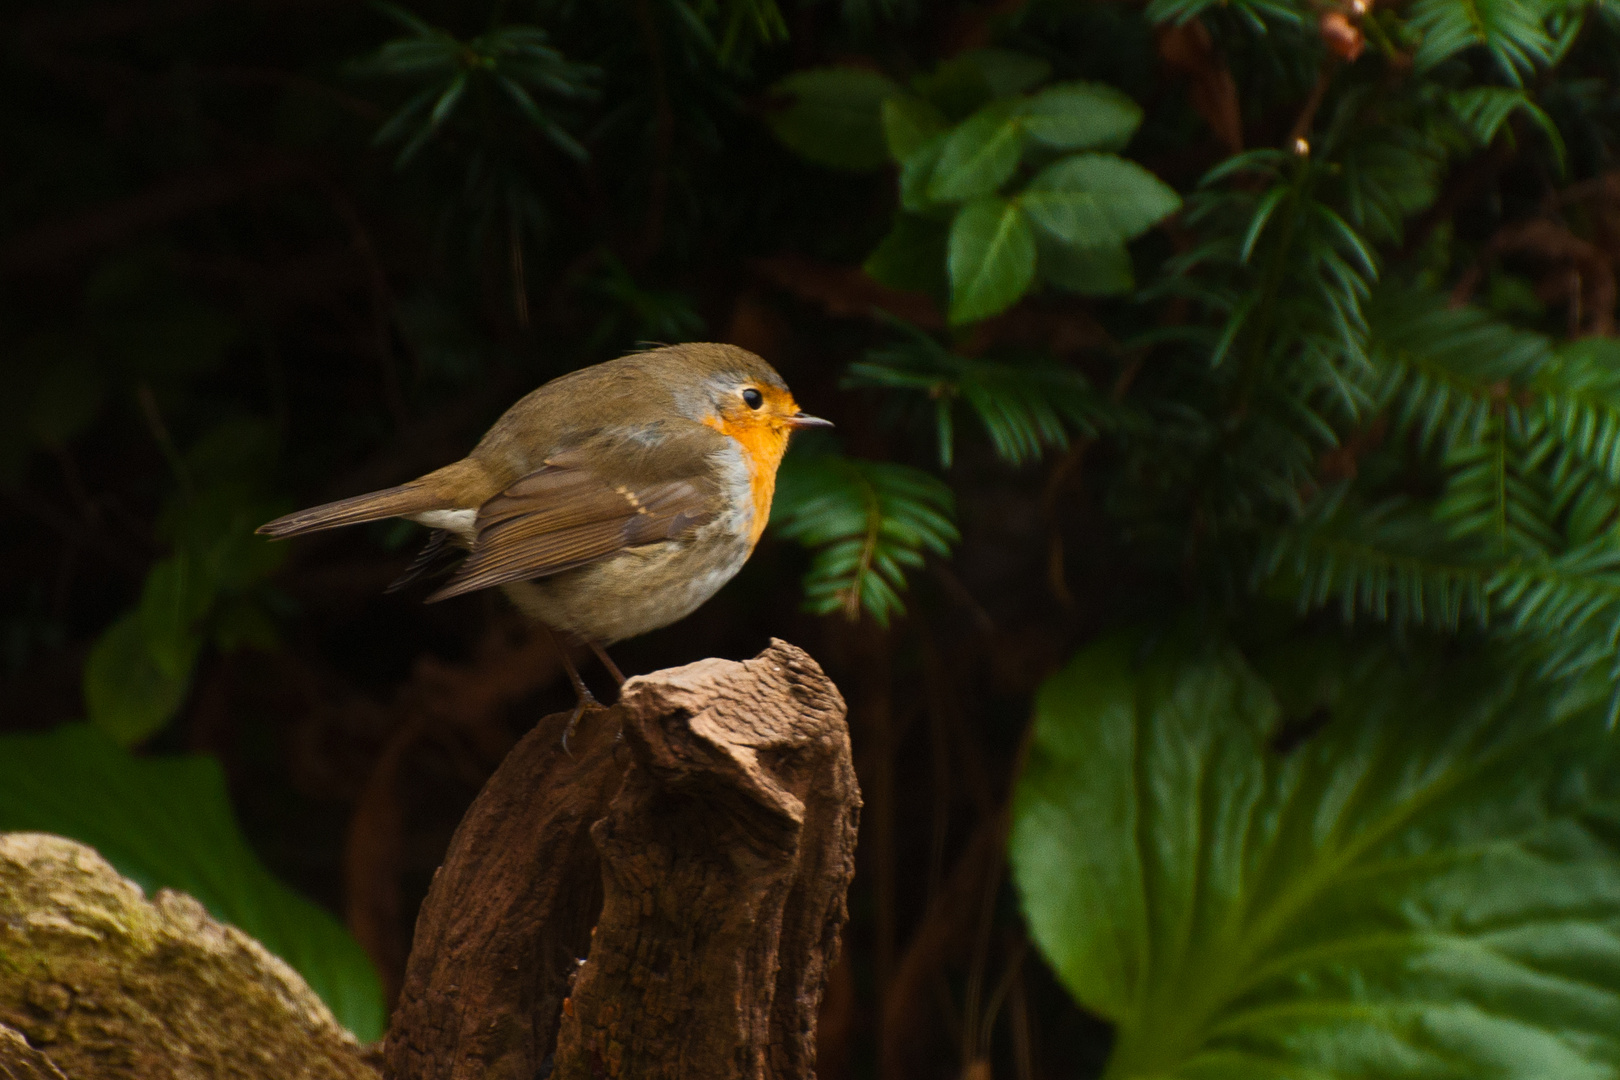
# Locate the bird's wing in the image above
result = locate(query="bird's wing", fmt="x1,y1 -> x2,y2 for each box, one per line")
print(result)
384,529 -> 457,593
424,452 -> 718,602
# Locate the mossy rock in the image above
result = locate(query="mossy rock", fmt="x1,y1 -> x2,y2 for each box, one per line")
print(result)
0,833 -> 377,1080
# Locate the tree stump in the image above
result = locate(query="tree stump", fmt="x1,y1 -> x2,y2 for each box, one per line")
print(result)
385,639 -> 859,1080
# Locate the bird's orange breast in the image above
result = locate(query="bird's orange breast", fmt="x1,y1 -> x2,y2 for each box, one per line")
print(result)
703,415 -> 791,547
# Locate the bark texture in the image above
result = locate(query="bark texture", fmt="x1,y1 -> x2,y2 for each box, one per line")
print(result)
386,639 -> 858,1080
0,833 -> 376,1080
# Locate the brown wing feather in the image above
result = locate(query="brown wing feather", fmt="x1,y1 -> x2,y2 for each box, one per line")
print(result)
384,529 -> 456,593
424,465 -> 715,602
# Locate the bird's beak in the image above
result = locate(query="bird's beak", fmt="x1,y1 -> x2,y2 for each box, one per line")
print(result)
787,411 -> 834,429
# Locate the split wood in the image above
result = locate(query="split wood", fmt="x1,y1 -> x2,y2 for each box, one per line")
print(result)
385,639 -> 859,1080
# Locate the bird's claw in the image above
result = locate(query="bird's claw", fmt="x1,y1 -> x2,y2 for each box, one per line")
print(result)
561,689 -> 600,755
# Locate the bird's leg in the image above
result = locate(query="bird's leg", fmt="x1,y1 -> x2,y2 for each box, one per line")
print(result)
544,625 -> 598,752
587,640 -> 627,688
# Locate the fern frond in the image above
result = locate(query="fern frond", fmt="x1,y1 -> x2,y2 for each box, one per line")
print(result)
848,320 -> 1106,468
1448,86 -> 1565,167
1533,337 -> 1620,482
1325,93 -> 1455,245
1408,0 -> 1564,85
1266,490 -> 1620,716
1367,292 -> 1620,490
772,449 -> 959,625
1146,0 -> 1308,31
1263,491 -> 1495,627
1364,286 -> 1552,450
1434,412 -> 1562,554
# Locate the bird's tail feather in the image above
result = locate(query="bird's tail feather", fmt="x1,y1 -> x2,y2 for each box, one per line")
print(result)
257,459 -> 489,539
257,482 -> 442,538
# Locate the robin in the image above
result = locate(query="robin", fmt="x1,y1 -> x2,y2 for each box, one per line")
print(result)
259,343 -> 830,735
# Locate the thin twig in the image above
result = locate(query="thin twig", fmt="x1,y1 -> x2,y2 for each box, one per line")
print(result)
975,937 -> 1027,1057
1287,62 -> 1338,149
136,385 -> 192,497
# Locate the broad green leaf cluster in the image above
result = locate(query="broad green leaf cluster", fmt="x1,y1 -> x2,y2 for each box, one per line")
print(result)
765,55 -> 1182,321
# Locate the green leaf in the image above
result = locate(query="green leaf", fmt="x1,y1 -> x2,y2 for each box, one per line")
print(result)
1016,82 -> 1144,151
864,213 -> 949,295
882,94 -> 950,162
82,609 -> 201,748
899,134 -> 948,213
967,49 -> 1053,97
0,724 -> 386,1041
79,419 -> 288,749
83,556 -> 213,747
1039,236 -> 1135,296
927,101 -> 1024,203
1021,153 -> 1181,246
912,49 -> 1052,119
1011,632 -> 1620,1080
764,67 -> 901,172
429,71 -> 467,128
948,197 -> 1036,324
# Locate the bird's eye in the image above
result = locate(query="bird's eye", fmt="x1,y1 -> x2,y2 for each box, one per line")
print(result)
742,388 -> 764,410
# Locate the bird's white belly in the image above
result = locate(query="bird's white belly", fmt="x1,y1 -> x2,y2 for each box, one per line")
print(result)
499,442 -> 759,644
501,525 -> 753,643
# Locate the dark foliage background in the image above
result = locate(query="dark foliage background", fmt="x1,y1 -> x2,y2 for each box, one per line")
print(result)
5,0 -> 1620,1075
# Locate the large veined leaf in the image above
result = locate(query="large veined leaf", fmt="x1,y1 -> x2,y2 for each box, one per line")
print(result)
1011,631 -> 1620,1080
0,724 -> 387,1042
764,67 -> 901,171
948,197 -> 1036,324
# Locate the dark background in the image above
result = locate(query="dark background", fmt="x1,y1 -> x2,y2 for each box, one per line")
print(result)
7,0 -> 1619,1075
